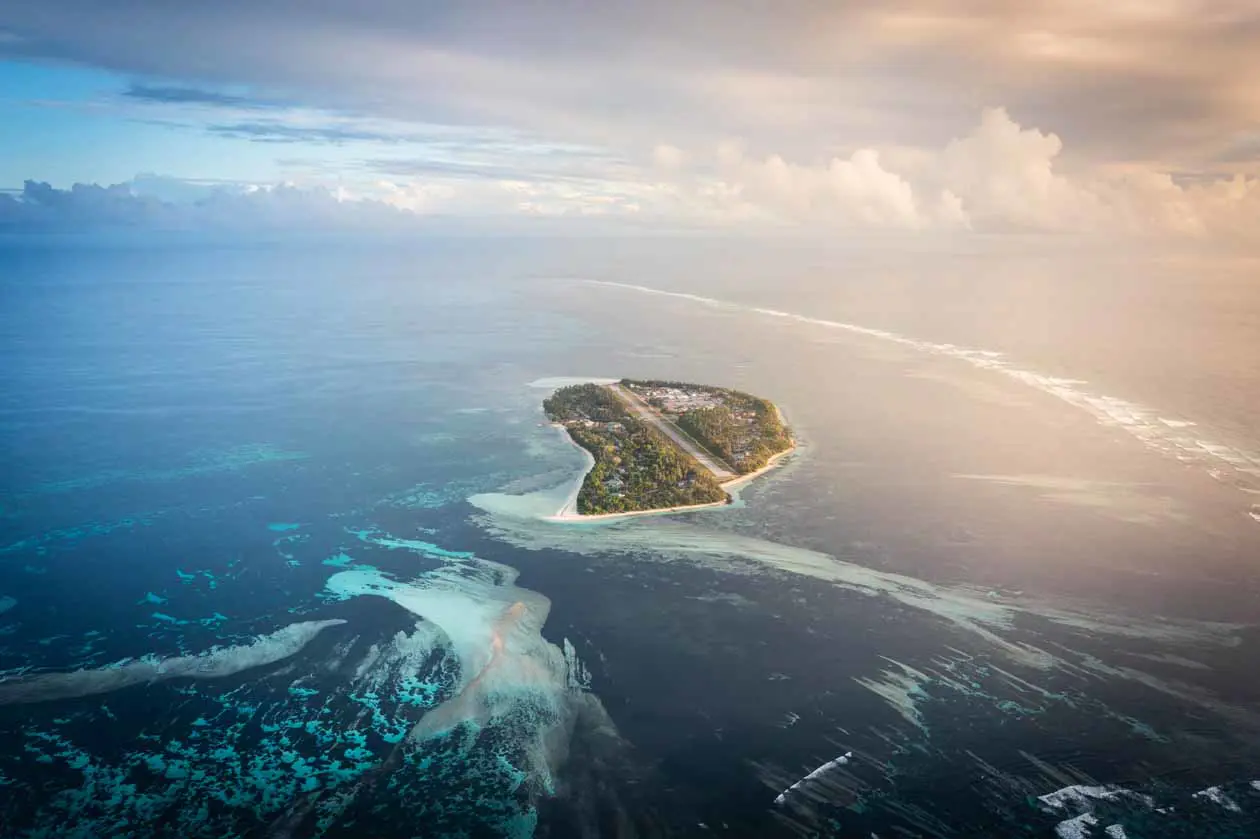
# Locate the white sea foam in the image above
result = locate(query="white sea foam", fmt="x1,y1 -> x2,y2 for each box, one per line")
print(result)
324,541 -> 612,795
773,752 -> 852,805
853,661 -> 931,731
1040,785 -> 1132,810
1040,785 -> 1150,839
474,484 -> 1242,675
0,620 -> 346,705
1193,785 -> 1242,812
351,622 -> 444,685
476,364 -> 1249,732
1040,779 -> 1260,838
473,489 -> 1035,652
1054,812 -> 1098,839
583,280 -> 1260,508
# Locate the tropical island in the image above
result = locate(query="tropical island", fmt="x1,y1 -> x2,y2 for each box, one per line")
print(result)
542,379 -> 795,516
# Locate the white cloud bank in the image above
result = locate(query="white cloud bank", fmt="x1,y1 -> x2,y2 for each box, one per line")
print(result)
657,107 -> 1260,239
4,108 -> 1260,240
0,179 -> 418,233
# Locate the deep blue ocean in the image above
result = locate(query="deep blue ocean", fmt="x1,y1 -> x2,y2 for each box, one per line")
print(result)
2,240 -> 1259,838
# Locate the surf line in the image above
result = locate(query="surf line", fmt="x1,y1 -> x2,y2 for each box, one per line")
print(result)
774,751 -> 853,805
582,279 -> 1260,511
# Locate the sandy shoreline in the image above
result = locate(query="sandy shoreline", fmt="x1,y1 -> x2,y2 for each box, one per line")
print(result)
544,421 -> 797,524
543,497 -> 733,523
547,423 -> 595,519
716,441 -> 795,490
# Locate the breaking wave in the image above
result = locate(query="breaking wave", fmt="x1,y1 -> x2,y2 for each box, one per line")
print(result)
474,487 -> 1240,660
3,530 -> 631,836
774,752 -> 852,806
582,280 -> 1260,512
321,532 -> 623,819
1037,779 -> 1260,838
324,561 -> 590,750
0,619 -> 346,705
471,467 -> 1256,737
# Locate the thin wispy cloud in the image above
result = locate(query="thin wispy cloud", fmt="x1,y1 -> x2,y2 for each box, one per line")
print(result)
122,83 -> 290,110
2,1 -> 1260,237
207,121 -> 414,145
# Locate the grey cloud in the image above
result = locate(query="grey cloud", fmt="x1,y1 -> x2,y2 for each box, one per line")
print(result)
0,174 -> 659,235
3,180 -> 169,227
0,2 -> 860,156
364,158 -> 576,183
208,121 -> 412,144
1208,134 -> 1260,165
3,3 -> 1256,158
123,83 -> 290,110
365,147 -> 637,185
206,119 -> 618,164
4,2 -> 1260,178
0,7 -> 924,152
128,172 -> 259,203
0,179 -> 416,233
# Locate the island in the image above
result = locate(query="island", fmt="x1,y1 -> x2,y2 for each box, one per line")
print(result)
543,379 -> 795,516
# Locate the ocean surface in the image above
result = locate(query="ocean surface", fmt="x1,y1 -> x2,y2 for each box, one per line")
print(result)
1,238 -> 1259,837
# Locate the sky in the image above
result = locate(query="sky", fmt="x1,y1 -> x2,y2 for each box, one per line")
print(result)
3,1 -> 1260,237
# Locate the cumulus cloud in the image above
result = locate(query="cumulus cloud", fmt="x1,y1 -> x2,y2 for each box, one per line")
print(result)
700,146 -> 954,229
0,179 -> 417,233
0,174 -> 658,234
4,109 -> 1260,240
650,107 -> 1260,240
4,1 -> 1260,241
1099,169 -> 1260,239
934,107 -> 1101,231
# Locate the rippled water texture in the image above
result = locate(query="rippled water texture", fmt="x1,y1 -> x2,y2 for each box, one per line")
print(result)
2,241 -> 1259,837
